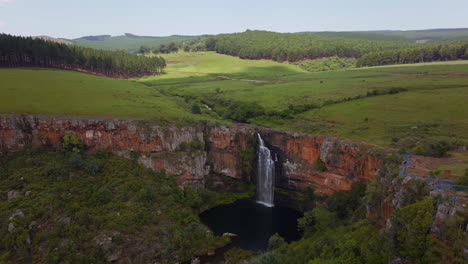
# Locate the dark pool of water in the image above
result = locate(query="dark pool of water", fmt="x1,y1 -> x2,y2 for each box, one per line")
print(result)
199,199 -> 303,251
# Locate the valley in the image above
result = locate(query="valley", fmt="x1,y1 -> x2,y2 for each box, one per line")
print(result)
0,12 -> 467,263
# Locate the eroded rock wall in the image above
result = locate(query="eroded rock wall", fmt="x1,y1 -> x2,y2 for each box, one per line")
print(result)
0,115 -> 380,195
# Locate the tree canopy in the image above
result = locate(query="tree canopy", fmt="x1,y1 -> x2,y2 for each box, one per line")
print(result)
0,34 -> 166,78
204,30 -> 416,62
356,43 -> 468,67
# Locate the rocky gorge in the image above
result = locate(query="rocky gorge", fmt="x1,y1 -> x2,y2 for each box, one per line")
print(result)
0,115 -> 463,228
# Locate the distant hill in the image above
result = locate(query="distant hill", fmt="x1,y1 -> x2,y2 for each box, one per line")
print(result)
302,28 -> 468,43
72,33 -> 201,52
32,35 -> 73,45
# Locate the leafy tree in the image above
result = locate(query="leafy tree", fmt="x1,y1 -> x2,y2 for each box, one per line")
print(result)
391,198 -> 435,263
138,45 -> 151,54
268,233 -> 286,250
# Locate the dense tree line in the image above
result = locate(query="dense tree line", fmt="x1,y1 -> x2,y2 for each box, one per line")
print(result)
0,34 -> 166,78
204,30 -> 416,62
356,43 -> 468,67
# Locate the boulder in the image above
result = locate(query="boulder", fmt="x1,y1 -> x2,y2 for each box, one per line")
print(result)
7,190 -> 21,201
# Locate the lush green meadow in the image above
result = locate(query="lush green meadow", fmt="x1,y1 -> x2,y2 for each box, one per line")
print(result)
1,52 -> 467,147
0,68 -> 215,122
139,52 -> 468,146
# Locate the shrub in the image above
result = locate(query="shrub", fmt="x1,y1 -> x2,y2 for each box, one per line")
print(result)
425,141 -> 452,157
176,140 -> 205,151
268,233 -> 286,250
314,157 -> 327,172
92,186 -> 113,205
401,179 -> 430,207
191,104 -> 201,114
297,210 -> 315,233
223,247 -> 254,264
411,145 -> 425,155
62,131 -> 84,152
94,150 -> 111,159
326,182 -> 367,219
137,185 -> 156,203
222,101 -> 265,123
68,153 -> 83,169
86,159 -> 102,175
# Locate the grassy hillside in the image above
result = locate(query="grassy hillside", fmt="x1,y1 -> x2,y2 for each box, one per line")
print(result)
0,68 -> 215,122
1,52 -> 467,148
139,52 -> 468,147
73,34 -> 199,52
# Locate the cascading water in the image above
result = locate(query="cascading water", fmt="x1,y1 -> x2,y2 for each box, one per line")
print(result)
256,133 -> 275,207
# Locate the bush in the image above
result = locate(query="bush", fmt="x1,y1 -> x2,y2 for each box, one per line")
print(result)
176,140 -> 205,152
191,103 -> 201,114
137,185 -> 156,203
68,153 -> 83,169
268,233 -> 286,250
314,157 -> 327,172
62,131 -> 84,152
223,247 -> 254,264
297,210 -> 315,233
411,145 -> 425,155
86,159 -> 102,175
222,101 -> 265,123
425,141 -> 452,157
326,182 -> 367,219
92,186 -> 113,205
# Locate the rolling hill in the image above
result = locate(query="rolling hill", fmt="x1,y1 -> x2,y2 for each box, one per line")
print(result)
72,33 -> 201,52
304,28 -> 468,43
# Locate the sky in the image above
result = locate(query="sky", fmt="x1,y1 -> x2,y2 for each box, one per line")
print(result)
0,0 -> 467,39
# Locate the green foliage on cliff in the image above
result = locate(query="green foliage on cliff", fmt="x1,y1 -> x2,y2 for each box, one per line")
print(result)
391,198 -> 435,262
314,157 -> 327,172
61,131 -> 84,153
251,185 -> 464,264
0,149 -> 242,263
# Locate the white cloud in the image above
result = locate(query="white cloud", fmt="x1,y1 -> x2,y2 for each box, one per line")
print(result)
0,21 -> 5,28
0,0 -> 15,3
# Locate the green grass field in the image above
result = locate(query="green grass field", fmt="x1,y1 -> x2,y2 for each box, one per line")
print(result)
1,52 -> 467,147
0,68 -> 216,123
137,53 -> 468,146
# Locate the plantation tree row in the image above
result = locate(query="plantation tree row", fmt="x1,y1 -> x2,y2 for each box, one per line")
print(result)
356,43 -> 468,67
204,30 -> 416,62
0,34 -> 166,78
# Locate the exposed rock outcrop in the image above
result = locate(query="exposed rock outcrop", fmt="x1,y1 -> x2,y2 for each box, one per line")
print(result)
0,115 -> 380,195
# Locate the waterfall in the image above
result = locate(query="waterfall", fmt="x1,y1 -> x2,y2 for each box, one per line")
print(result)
256,133 -> 275,207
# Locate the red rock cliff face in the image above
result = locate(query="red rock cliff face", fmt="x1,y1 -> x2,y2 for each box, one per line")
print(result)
257,128 -> 379,195
0,116 -> 209,187
0,116 -> 379,195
